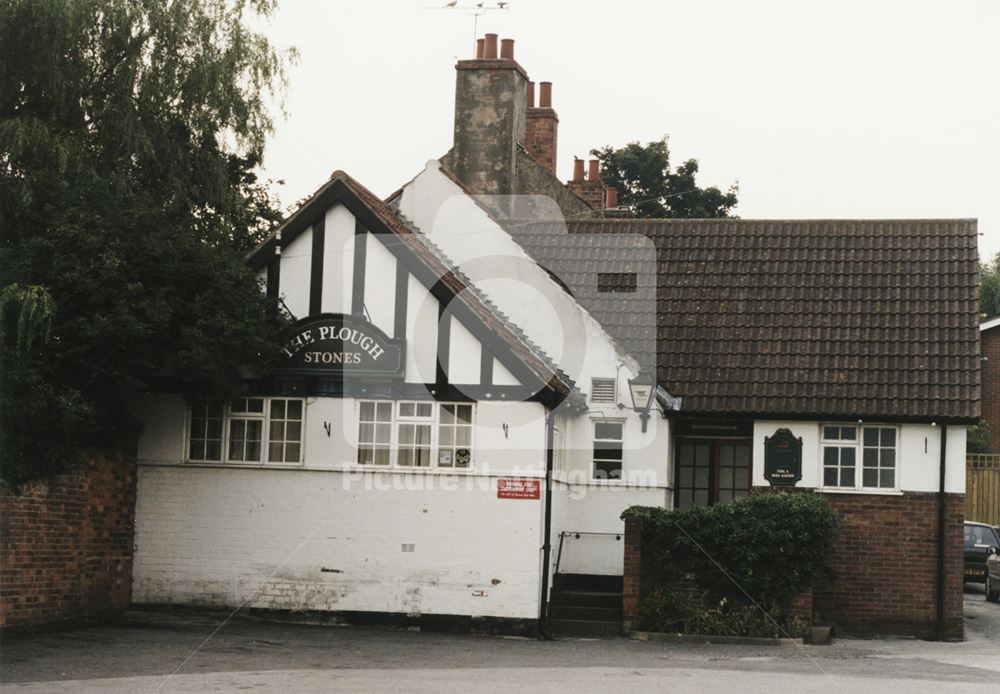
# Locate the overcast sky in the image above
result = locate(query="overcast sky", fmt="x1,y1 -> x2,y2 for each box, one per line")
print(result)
259,0 -> 1000,258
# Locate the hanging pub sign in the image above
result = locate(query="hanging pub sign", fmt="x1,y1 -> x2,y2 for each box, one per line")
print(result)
763,428 -> 803,486
278,313 -> 404,378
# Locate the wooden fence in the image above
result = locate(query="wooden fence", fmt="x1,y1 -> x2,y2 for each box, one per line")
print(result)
967,454 -> 1000,526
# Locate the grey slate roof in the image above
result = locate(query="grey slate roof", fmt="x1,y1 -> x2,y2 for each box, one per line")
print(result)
509,218 -> 981,421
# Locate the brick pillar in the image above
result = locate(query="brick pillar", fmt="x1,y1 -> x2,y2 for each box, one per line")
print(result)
789,588 -> 813,623
623,516 -> 642,631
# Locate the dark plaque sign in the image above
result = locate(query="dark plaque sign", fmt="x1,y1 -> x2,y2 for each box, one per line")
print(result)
278,313 -> 404,378
763,428 -> 802,486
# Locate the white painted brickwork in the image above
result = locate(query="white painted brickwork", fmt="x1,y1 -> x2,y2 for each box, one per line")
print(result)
134,465 -> 543,618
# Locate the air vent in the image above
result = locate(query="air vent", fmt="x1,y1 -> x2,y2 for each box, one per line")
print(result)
590,378 -> 617,404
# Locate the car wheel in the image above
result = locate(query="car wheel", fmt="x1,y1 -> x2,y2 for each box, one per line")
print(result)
988,575 -> 1000,603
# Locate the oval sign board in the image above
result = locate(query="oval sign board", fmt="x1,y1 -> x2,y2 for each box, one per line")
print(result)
278,313 -> 404,378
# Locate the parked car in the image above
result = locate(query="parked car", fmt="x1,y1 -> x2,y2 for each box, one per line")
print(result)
987,542 -> 1000,602
964,521 -> 1000,584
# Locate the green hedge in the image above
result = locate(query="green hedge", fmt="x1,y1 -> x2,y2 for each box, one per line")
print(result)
623,493 -> 838,634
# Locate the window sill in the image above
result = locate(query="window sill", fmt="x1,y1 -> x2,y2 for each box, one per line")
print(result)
815,487 -> 903,496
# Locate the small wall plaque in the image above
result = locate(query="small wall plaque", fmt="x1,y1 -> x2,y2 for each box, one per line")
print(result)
764,428 -> 803,486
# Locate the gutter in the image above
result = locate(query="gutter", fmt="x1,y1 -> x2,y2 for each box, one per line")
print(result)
935,425 -> 948,640
537,409 -> 556,640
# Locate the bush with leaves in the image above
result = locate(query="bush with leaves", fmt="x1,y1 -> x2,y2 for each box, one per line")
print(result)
623,493 -> 838,628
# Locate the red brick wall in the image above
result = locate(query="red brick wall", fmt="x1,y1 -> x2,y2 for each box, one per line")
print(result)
813,491 -> 964,639
0,451 -> 136,628
525,108 -> 558,177
622,491 -> 964,639
981,327 -> 1000,452
566,180 -> 604,211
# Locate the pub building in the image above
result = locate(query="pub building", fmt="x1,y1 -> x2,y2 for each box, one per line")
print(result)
130,36 -> 977,639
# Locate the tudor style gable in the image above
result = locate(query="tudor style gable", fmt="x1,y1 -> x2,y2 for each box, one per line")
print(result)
247,171 -> 580,409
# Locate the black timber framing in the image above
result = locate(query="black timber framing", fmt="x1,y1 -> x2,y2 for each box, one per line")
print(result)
393,261 -> 408,339
480,345 -> 494,386
352,219 -> 368,317
247,177 -> 570,409
309,217 -> 326,316
436,299 -> 451,387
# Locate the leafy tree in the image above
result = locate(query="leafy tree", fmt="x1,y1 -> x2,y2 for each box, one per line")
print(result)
0,0 -> 293,485
980,253 -> 1000,321
592,139 -> 738,218
967,421 -> 992,454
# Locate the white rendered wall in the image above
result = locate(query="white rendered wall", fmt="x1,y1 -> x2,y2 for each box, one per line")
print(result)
132,394 -> 549,617
363,234 -> 397,336
405,273 -> 437,384
278,225 -> 311,319
321,204 -> 355,315
751,421 -> 966,494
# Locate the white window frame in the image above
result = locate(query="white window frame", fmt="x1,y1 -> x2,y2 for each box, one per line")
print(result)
186,397 -> 305,466
592,417 -> 625,481
355,400 -> 476,470
819,423 -> 899,492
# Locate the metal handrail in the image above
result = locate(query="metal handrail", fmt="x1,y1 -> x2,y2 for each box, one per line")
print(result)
552,530 -> 623,577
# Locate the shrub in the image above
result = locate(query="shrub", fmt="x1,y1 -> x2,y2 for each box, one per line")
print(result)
623,492 -> 838,633
637,589 -> 809,638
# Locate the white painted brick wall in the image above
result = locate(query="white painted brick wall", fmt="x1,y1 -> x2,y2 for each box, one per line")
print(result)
134,465 -> 543,618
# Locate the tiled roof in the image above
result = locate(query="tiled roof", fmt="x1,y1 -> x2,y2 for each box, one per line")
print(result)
509,218 -> 980,421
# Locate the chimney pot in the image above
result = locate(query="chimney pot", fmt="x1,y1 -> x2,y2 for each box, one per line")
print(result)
483,33 -> 498,59
573,159 -> 585,182
526,81 -> 535,108
588,159 -> 600,182
539,81 -> 552,108
606,186 -> 618,209
500,38 -> 514,60
475,38 -> 485,59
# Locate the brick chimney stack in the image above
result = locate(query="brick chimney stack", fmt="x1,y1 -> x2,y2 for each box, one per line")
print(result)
452,35 -> 528,197
525,81 -> 559,176
567,157 -> 606,211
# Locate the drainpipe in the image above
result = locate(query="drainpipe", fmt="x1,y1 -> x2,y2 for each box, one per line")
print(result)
538,409 -> 556,640
935,425 -> 948,640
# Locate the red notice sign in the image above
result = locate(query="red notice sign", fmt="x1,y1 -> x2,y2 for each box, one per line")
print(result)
497,478 -> 541,500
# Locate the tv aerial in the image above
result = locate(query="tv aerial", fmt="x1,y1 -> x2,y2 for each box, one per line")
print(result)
425,2 -> 511,46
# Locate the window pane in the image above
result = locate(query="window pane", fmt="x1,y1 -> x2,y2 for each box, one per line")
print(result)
720,467 -> 733,488
823,426 -> 839,440
823,447 -> 838,466
841,468 -> 855,487
595,460 -> 622,479
863,448 -> 878,468
287,400 -> 302,420
863,428 -> 879,446
677,489 -> 693,508
679,467 -> 693,487
287,421 -> 301,441
880,428 -> 895,446
455,405 -> 473,423
269,442 -> 283,461
594,422 -> 622,440
882,449 -> 895,468
285,443 -> 300,463
879,469 -> 894,488
359,423 -> 374,443
862,469 -> 878,487
270,421 -> 285,441
360,402 -> 374,421
399,449 -> 414,466
375,423 -> 391,443
417,403 -> 432,417
358,446 -> 373,465
374,448 -> 390,466
735,468 -> 749,488
841,427 -> 856,441
205,440 -> 221,460
189,441 -> 205,460
270,400 -> 286,419
440,427 -> 454,446
694,467 -> 709,487
824,467 -> 839,486
694,489 -> 709,506
376,402 -> 392,420
679,446 -> 693,465
455,427 -> 471,446
842,447 -> 855,467
440,405 -> 455,424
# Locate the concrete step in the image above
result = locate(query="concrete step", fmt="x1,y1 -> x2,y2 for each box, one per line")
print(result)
547,618 -> 623,637
549,590 -> 623,609
552,573 -> 624,593
548,604 -> 622,622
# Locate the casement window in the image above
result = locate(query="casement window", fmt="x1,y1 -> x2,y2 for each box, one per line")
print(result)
821,424 -> 897,490
593,420 -> 624,480
356,401 -> 474,469
187,397 -> 304,465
